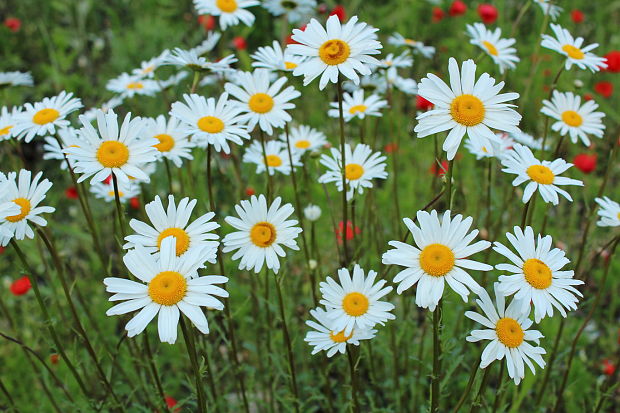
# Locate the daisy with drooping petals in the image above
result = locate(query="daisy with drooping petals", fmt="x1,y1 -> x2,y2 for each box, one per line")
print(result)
534,0 -> 562,20
0,170 -> 55,246
263,0 -> 316,23
64,109 -> 158,184
104,237 -> 229,344
280,125 -> 327,155
42,127 -> 82,170
541,91 -> 605,147
144,115 -> 194,167
541,24 -> 607,72
193,0 -> 258,30
305,307 -> 376,357
387,33 -> 435,58
466,23 -> 519,74
170,93 -> 250,154
164,48 -> 237,73
318,143 -> 387,201
0,71 -> 33,87
287,15 -> 382,90
251,41 -> 305,72
382,210 -> 492,311
106,73 -> 160,98
465,283 -> 546,385
91,180 -> 141,203
223,195 -> 302,274
493,226 -> 584,323
225,69 -> 300,135
328,90 -> 388,122
124,195 -> 219,264
500,144 -> 583,205
132,50 -> 170,78
0,106 -> 21,141
595,197 -> 620,227
11,91 -> 82,143
243,140 -> 302,176
319,264 -> 395,336
415,58 -> 521,160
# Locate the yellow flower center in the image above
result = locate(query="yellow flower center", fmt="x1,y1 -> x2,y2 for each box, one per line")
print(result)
419,243 -> 455,277
216,0 -> 237,12
295,140 -> 311,149
482,146 -> 489,153
561,110 -> 583,127
482,41 -> 499,56
345,163 -> 364,180
330,330 -> 354,343
495,318 -> 524,348
143,66 -> 155,74
526,165 -> 554,185
32,108 -> 60,125
342,292 -> 369,317
96,141 -> 130,168
404,39 -> 417,45
562,44 -> 584,60
284,61 -> 298,70
0,125 -> 13,135
250,222 -> 277,247
107,190 -> 124,198
319,39 -> 351,66
348,104 -> 368,115
450,94 -> 485,127
522,258 -> 552,289
265,155 -> 283,167
148,271 -> 187,306
6,198 -> 31,222
126,82 -> 144,90
197,116 -> 225,133
248,93 -> 274,114
153,134 -> 175,152
157,228 -> 191,256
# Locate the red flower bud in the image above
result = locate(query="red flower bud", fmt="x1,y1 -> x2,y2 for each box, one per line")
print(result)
478,4 -> 498,24
432,7 -> 445,22
10,276 -> 31,296
198,15 -> 216,31
65,186 -> 79,200
571,10 -> 584,23
232,36 -> 247,51
245,187 -> 255,197
449,0 -> 467,16
4,17 -> 21,33
129,197 -> 141,210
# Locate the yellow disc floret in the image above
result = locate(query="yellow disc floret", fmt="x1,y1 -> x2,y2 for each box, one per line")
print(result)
419,243 -> 455,277
342,292 -> 369,317
148,271 -> 187,306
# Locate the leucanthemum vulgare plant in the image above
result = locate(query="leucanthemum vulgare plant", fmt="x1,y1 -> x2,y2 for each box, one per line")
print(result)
2,2 -> 619,413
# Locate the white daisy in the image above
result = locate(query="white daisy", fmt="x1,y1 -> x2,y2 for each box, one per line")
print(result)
191,32 -> 222,56
500,144 -> 583,205
319,264 -> 395,336
104,237 -> 229,344
594,197 -> 620,227
382,210 -> 492,311
390,71 -> 418,95
0,106 -> 21,141
11,91 -> 83,143
0,177 -> 20,238
251,41 -> 306,72
466,23 -> 519,74
222,194 -> 302,274
42,127 -> 82,170
328,89 -> 388,122
132,50 -> 170,78
164,48 -> 237,73
64,109 -> 158,184
318,143 -> 387,201
541,91 -> 605,147
541,24 -> 607,72
387,33 -> 435,58
0,170 -> 55,246
378,52 -> 413,69
243,139 -> 301,176
169,92 -> 250,154
287,15 -> 382,90
303,204 -> 321,221
90,180 -> 141,203
144,115 -> 194,167
509,131 -> 548,151
464,132 -> 514,160
305,307 -> 376,357
493,226 -> 584,323
280,124 -> 327,154
0,71 -> 33,87
225,69 -> 300,135
263,0 -> 316,23
106,73 -> 160,98
193,0 -> 258,30
534,0 -> 562,21
415,58 -> 521,160
465,282 -> 546,385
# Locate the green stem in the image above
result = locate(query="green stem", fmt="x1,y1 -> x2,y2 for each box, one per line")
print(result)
492,363 -> 506,412
336,76 -> 349,267
431,305 -> 442,413
180,318 -> 208,413
275,274 -> 300,412
347,345 -> 361,413
468,365 -> 491,413
451,359 -> 481,413
112,173 -> 127,239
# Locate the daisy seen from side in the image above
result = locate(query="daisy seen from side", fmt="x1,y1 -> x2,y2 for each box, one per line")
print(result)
594,197 -> 620,227
541,24 -> 607,72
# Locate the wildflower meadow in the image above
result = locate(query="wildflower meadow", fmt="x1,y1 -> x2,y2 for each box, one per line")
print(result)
1,0 -> 620,411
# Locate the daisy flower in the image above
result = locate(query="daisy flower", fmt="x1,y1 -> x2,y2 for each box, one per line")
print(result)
534,0 -> 562,21
318,143 -> 387,200
263,0 -> 316,23
390,71 -> 418,95
493,226 -> 584,322
193,0 -> 258,30
251,41 -> 305,72
328,89 -> 388,122
465,283 -> 546,385
287,15 -> 382,90
280,124 -> 327,154
378,52 -> 413,70
132,50 -> 170,78
225,69 -> 301,135
541,91 -> 605,147
500,144 -> 583,205
106,73 -> 160,98
0,177 -> 20,238
11,91 -> 83,143
382,210 -> 492,311
415,58 -> 521,160
594,197 -> 620,227
464,132 -> 514,160
319,264 -> 395,335
104,237 -> 229,344
169,93 -> 250,154
42,127 -> 82,170
164,48 -> 237,73
243,140 -> 302,176
541,24 -> 607,72
0,106 -> 21,141
466,23 -> 519,74
509,130 -> 548,151
191,32 -> 222,56
222,194 -> 302,274
0,71 -> 33,87
144,115 -> 194,167
65,109 -> 158,184
124,195 -> 219,263
305,307 -> 376,357
91,180 -> 141,203
387,33 -> 435,58
0,170 -> 55,246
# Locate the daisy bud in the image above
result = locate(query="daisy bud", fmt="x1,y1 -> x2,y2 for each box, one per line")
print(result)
4,17 -> 21,32
478,4 -> 498,24
573,153 -> 597,173
309,259 -> 318,270
304,204 -> 322,221
594,81 -> 613,98
571,10 -> 584,23
573,79 -> 584,88
449,0 -> 467,16
10,276 -> 31,296
603,50 -> 620,72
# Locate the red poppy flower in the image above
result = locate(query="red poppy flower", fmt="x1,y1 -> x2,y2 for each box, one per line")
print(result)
478,4 -> 498,24
197,15 -> 216,31
4,17 -> 21,32
432,7 -> 445,22
602,360 -> 615,376
10,276 -> 31,296
329,5 -> 346,21
245,187 -> 255,197
129,197 -> 141,210
571,10 -> 584,23
336,220 -> 360,243
449,0 -> 467,16
232,36 -> 247,51
603,51 -> 620,72
430,160 -> 449,176
65,186 -> 79,199
165,395 -> 181,412
50,354 -> 60,365
103,175 -> 113,185
594,81 -> 613,98
416,95 -> 434,111
583,93 -> 593,101
572,153 -> 597,173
